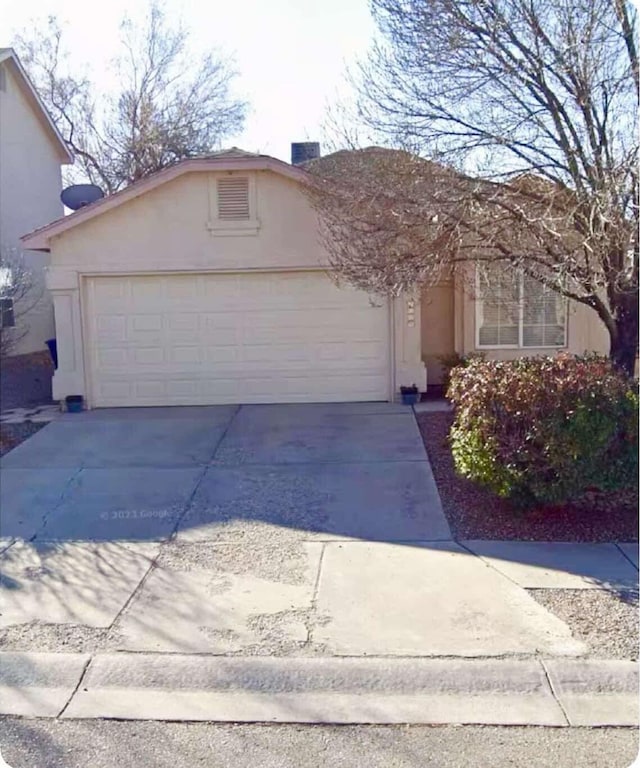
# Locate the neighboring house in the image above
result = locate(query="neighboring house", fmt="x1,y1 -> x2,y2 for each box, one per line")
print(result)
0,48 -> 73,356
21,145 -> 610,407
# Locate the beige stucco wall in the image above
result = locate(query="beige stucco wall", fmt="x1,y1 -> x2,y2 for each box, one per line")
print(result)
47,169 -> 425,403
52,170 -> 329,272
0,61 -> 64,354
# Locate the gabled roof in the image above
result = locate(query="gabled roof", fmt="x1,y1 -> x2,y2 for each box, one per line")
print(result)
0,48 -> 74,164
21,152 -> 309,251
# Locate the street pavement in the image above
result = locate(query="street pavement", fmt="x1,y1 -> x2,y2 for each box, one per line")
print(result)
0,719 -> 637,768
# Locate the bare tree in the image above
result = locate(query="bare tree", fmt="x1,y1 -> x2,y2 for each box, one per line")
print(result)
14,4 -> 247,193
0,250 -> 41,359
308,0 -> 638,375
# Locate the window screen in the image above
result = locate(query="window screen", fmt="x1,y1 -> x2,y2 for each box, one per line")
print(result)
477,266 -> 566,348
478,267 -> 519,346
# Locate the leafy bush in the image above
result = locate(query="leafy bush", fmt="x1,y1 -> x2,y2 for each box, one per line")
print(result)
437,351 -> 486,394
448,354 -> 639,508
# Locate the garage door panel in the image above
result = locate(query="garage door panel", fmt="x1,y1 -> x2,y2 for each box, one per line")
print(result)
170,346 -> 204,364
165,277 -> 200,300
87,273 -> 390,406
167,314 -> 199,332
203,346 -> 239,363
166,380 -> 199,398
96,315 -> 127,342
131,315 -> 163,332
131,279 -> 165,303
133,347 -> 165,365
96,348 -> 128,367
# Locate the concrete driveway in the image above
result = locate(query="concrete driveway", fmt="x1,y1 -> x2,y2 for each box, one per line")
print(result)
0,402 -> 450,543
1,403 -> 636,726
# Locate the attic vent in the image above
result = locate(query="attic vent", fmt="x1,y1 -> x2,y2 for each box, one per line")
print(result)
217,176 -> 250,220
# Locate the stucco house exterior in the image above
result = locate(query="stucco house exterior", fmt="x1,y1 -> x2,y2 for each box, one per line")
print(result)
0,48 -> 74,356
420,273 -> 610,393
21,146 -> 610,407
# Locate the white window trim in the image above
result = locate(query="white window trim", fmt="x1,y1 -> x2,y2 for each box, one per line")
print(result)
475,266 -> 568,350
206,173 -> 260,236
0,296 -> 15,329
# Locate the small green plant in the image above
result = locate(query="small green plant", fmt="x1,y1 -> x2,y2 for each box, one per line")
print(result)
447,353 -> 639,508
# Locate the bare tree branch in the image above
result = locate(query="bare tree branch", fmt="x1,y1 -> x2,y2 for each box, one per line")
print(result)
309,0 -> 638,375
14,4 -> 247,192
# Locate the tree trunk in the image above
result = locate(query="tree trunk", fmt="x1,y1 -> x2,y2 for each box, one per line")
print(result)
609,297 -> 639,378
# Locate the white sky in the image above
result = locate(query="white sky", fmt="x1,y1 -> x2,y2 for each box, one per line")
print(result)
2,0 -> 376,162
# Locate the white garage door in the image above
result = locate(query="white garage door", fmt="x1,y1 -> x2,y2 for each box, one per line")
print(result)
85,272 -> 391,406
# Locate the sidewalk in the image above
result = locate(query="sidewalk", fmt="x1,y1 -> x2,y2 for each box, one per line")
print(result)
1,539 -> 637,727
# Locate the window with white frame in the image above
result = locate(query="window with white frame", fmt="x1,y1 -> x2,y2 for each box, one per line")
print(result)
0,297 -> 15,328
476,265 -> 566,348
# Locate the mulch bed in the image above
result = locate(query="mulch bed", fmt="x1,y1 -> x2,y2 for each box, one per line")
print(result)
416,410 -> 638,542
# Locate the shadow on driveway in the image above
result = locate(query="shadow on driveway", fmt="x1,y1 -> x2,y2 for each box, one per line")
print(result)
0,402 -> 637,641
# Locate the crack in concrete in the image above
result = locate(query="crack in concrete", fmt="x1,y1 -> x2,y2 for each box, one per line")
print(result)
208,405 -> 242,463
29,466 -> 84,543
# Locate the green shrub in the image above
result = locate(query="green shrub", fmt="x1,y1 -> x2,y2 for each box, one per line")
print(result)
448,353 -> 639,508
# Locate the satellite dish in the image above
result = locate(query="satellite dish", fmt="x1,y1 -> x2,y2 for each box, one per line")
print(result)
61,184 -> 104,211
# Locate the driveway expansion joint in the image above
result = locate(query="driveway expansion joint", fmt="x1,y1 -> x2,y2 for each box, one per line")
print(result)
304,543 -> 327,647
106,558 -> 159,635
538,658 -> 571,726
615,542 -> 639,571
56,655 -> 92,719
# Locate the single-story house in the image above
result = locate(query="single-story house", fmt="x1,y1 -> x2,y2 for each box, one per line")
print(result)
21,146 -> 609,408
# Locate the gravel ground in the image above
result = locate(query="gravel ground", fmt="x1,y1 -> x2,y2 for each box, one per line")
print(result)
530,589 -> 639,660
156,536 -> 314,584
416,411 -> 639,542
0,719 -> 637,768
0,351 -> 54,411
0,622 -> 115,654
0,422 -> 46,457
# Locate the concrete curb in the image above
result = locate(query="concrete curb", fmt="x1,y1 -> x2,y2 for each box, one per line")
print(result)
542,659 -> 639,726
0,652 -> 90,717
1,652 -> 636,726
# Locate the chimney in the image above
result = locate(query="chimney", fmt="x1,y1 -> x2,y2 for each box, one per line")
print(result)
291,142 -> 321,165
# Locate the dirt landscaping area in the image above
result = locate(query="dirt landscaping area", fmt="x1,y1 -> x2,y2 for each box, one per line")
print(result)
416,411 -> 638,543
0,351 -> 54,412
